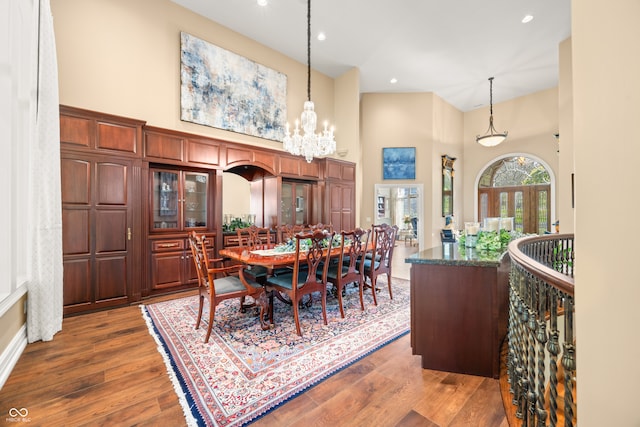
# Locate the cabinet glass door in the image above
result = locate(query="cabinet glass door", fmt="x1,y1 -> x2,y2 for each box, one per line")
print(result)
281,182 -> 293,225
295,184 -> 307,225
183,172 -> 208,228
152,170 -> 179,230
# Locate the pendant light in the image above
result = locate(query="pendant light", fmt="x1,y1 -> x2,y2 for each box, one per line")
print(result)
282,0 -> 336,163
476,77 -> 508,147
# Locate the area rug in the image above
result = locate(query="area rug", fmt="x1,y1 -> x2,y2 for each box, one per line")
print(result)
141,277 -> 410,426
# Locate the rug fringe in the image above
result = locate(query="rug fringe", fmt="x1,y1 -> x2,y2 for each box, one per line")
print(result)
140,304 -> 200,427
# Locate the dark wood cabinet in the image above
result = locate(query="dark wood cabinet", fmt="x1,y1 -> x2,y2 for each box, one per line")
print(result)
323,160 -> 355,233
60,106 -> 356,312
60,106 -> 144,315
409,251 -> 510,379
148,234 -> 214,291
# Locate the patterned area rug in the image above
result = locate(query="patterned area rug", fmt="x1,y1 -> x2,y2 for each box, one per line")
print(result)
141,278 -> 410,426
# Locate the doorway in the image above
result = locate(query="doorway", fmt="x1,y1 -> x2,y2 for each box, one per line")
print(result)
374,184 -> 424,250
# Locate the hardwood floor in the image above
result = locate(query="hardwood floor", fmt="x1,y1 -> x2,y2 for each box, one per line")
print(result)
0,245 -> 509,426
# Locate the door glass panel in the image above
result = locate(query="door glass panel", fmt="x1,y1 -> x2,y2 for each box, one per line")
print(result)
514,191 -> 524,232
153,171 -> 179,229
281,182 -> 293,225
499,192 -> 509,217
295,184 -> 306,225
184,172 -> 208,228
538,190 -> 549,234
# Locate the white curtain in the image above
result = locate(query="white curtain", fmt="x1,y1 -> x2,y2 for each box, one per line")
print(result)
27,0 -> 63,343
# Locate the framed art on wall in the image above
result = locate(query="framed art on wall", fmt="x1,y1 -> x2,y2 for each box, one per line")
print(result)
180,32 -> 287,141
382,147 -> 416,180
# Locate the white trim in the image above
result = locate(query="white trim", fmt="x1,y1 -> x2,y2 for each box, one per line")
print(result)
473,152 -> 556,226
0,323 -> 27,390
0,280 -> 28,318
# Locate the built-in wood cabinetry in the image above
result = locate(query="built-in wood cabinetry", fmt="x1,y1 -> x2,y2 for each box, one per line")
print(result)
323,160 -> 356,233
60,106 -> 144,315
59,106 -> 355,313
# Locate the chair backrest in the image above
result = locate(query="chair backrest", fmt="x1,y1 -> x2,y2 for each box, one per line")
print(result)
308,222 -> 334,233
371,223 -> 398,273
410,217 -> 418,238
340,228 -> 370,280
291,229 -> 334,289
236,224 -> 272,250
188,231 -> 208,289
278,224 -> 306,243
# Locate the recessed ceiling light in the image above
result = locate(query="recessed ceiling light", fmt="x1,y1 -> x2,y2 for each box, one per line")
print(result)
522,14 -> 534,23
390,78 -> 398,84
317,32 -> 326,41
257,0 -> 268,6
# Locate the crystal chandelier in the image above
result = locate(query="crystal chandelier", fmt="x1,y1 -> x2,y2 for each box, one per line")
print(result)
283,0 -> 336,163
476,77 -> 508,147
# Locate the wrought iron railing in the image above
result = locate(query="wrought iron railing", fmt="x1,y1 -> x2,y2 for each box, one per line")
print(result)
507,234 -> 575,426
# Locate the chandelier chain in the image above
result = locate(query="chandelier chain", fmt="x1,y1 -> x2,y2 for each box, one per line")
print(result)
307,0 -> 311,102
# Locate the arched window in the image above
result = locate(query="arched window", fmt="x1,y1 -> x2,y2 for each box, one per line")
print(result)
478,157 -> 551,234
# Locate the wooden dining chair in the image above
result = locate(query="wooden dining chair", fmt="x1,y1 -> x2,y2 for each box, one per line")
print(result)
188,231 -> 264,343
323,228 -> 371,317
236,224 -> 272,284
266,229 -> 334,336
277,224 -> 306,244
362,223 -> 399,305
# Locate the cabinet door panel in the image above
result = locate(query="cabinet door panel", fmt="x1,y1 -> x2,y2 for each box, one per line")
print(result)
95,256 -> 128,301
151,252 -> 184,289
62,209 -> 90,255
145,132 -> 184,161
60,115 -> 91,147
97,122 -> 138,154
96,162 -> 128,205
95,210 -> 127,253
63,259 -> 92,306
61,159 -> 91,204
187,139 -> 220,166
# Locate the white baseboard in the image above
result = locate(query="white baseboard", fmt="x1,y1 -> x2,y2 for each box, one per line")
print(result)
0,324 -> 27,390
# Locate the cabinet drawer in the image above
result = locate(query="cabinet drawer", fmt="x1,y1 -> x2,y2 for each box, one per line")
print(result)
152,239 -> 184,252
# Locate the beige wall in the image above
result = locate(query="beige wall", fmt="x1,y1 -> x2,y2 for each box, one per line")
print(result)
558,38 -> 574,233
360,88 -> 559,247
462,88 -> 560,225
573,0 -> 640,424
51,0 -> 350,155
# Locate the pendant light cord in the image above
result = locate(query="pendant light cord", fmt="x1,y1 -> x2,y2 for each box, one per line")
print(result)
489,77 -> 494,117
307,0 -> 311,102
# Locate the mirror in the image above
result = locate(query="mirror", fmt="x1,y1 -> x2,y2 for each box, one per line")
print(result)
442,155 -> 455,217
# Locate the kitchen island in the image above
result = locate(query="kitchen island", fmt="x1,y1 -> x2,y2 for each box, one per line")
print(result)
405,242 -> 510,378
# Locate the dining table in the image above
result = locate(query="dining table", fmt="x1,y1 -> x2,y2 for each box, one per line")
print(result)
219,243 -> 356,330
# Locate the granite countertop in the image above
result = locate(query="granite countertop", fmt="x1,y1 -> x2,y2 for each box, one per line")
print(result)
404,242 -> 508,267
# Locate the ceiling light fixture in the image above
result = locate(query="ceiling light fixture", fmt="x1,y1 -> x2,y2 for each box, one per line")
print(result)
476,77 -> 508,147
522,14 -> 534,23
257,0 -> 268,6
282,0 -> 336,163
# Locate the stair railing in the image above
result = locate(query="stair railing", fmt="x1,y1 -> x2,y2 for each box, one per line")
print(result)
507,234 -> 575,427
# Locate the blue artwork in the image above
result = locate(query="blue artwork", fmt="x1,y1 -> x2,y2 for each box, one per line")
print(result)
383,147 -> 416,180
180,32 -> 287,141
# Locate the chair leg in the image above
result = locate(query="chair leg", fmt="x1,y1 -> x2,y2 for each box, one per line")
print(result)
205,301 -> 215,343
320,289 -> 328,325
292,296 -> 302,336
195,294 -> 204,329
358,281 -> 365,311
337,284 -> 346,318
387,274 -> 393,299
370,276 -> 378,306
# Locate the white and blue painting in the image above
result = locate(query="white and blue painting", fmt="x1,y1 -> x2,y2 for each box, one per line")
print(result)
180,32 -> 287,141
383,147 -> 416,180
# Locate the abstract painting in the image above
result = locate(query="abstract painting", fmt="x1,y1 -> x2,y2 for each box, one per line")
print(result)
180,32 -> 287,141
383,147 -> 416,180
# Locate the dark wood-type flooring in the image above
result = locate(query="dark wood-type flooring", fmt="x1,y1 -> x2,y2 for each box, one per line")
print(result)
1,244 -> 511,426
